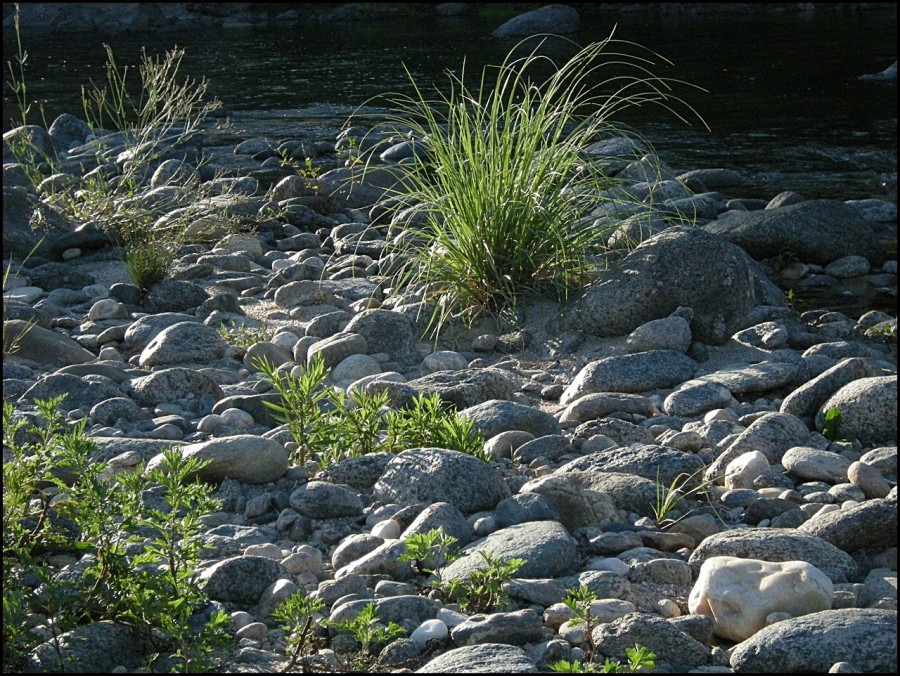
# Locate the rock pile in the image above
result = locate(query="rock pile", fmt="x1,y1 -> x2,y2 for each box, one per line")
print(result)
4,96 -> 897,673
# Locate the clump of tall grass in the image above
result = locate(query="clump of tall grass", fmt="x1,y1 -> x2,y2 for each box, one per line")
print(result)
359,30 -> 706,335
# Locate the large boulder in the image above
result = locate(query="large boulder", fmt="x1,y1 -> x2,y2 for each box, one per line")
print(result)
373,448 -> 510,514
563,227 -> 782,345
704,199 -> 883,265
729,608 -> 897,673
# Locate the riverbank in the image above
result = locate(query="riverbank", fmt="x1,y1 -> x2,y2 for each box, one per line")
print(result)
3,91 -> 898,672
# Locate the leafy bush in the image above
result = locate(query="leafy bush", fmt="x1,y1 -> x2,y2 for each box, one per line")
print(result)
435,551 -> 524,613
3,396 -> 229,673
359,30 -> 705,335
256,354 -> 486,468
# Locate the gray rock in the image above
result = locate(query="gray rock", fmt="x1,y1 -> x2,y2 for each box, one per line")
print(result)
47,113 -> 90,152
422,350 -> 469,373
798,497 -> 897,553
333,539 -> 414,581
495,492 -> 561,529
859,446 -> 897,480
439,521 -> 576,582
274,280 -> 337,309
705,199 -> 882,265
780,357 -> 879,420
331,534 -> 385,571
459,399 -> 561,440
307,332 -> 367,369
139,321 -> 226,367
320,453 -> 394,489
505,579 -> 568,608
844,465 -> 889,503
416,643 -> 538,673
573,418 -> 656,447
558,444 -> 706,492
565,227 -> 781,345
729,609 -> 897,673
591,612 -> 714,671
558,392 -> 656,424
402,501 -> 474,548
28,620 -> 145,673
825,255 -> 871,279
492,4 -> 579,38
4,320 -> 95,367
803,340 -> 886,361
708,412 -> 810,479
20,373 -> 122,412
560,351 -> 697,404
695,359 -> 803,395
290,481 -> 364,518
330,595 -> 439,626
126,367 -> 223,407
519,474 -> 624,531
689,528 -> 858,583
405,368 -> 519,409
28,263 -> 95,291
782,447 -> 851,484
570,471 -> 662,519
451,609 -> 545,646
89,397 -> 148,426
244,342 -> 293,371
143,279 -> 208,313
331,353 -> 381,384
148,435 -> 288,484
211,393 -> 280,428
374,448 -> 510,514
513,434 -> 573,464
199,555 -> 293,605
317,165 -> 405,209
124,312 -> 201,350
4,186 -> 67,259
663,379 -> 733,417
732,321 -> 790,350
344,309 -> 417,364
815,376 -> 897,446
625,315 -> 693,354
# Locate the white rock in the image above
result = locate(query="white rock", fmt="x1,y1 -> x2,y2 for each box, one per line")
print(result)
370,518 -> 402,540
724,450 -> 770,490
411,618 -> 448,648
688,555 -> 833,642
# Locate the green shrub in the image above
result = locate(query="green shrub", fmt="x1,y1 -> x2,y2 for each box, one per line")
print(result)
399,527 -> 460,574
256,355 -> 486,468
359,30 -> 705,335
3,396 -> 229,673
435,551 -> 524,613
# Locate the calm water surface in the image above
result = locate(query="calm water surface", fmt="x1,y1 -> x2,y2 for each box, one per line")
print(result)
4,7 -> 897,201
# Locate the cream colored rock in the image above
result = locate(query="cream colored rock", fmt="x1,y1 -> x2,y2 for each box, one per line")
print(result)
724,450 -> 770,490
688,555 -> 833,642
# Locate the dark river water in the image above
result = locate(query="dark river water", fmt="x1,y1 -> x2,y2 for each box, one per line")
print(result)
3,6 -> 897,202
